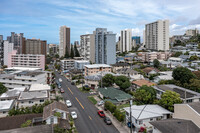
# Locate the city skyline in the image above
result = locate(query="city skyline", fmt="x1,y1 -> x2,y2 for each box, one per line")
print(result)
0,0 -> 200,43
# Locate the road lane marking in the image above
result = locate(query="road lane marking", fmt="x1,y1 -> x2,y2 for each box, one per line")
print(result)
75,97 -> 84,109
99,131 -> 101,133
89,116 -> 92,120
68,87 -> 73,94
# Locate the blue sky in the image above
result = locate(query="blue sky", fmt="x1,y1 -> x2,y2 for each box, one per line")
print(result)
0,0 -> 200,44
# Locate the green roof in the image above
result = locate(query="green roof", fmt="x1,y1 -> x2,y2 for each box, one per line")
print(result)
98,87 -> 132,102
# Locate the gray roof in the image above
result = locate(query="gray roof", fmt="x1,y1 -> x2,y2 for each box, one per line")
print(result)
18,91 -> 48,100
179,55 -> 189,59
150,119 -> 200,133
153,84 -> 200,99
0,125 -> 52,133
111,62 -> 130,67
188,102 -> 200,114
43,101 -> 68,120
116,68 -> 138,75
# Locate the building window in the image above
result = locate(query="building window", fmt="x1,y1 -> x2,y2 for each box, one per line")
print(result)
3,111 -> 6,114
50,117 -> 54,124
40,99 -> 44,102
29,101 -> 33,104
21,102 -> 24,103
150,118 -> 153,121
139,120 -> 143,125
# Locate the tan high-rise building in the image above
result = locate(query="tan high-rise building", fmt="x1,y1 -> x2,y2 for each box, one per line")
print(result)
185,28 -> 199,36
145,20 -> 169,51
22,39 -> 47,56
59,26 -> 70,57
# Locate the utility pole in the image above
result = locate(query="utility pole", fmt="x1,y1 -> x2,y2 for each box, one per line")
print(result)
101,67 -> 103,88
130,100 -> 132,133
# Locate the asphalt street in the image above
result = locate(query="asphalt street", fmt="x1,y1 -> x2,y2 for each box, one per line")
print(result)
54,71 -> 119,133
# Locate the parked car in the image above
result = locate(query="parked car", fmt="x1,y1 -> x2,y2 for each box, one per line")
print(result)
71,82 -> 75,85
71,111 -> 77,119
97,100 -> 104,106
98,110 -> 105,118
59,78 -> 62,82
104,117 -> 112,125
60,88 -> 64,93
66,100 -> 72,107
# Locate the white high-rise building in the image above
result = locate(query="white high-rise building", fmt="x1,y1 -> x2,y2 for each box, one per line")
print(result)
3,41 -> 14,66
145,20 -> 169,51
120,29 -> 132,52
59,26 -> 70,57
80,34 -> 95,63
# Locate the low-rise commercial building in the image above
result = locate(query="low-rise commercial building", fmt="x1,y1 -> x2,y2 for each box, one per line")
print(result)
74,60 -> 90,70
138,52 -> 171,63
0,70 -> 49,89
8,51 -> 45,70
17,91 -> 49,108
84,64 -> 112,76
61,59 -> 74,71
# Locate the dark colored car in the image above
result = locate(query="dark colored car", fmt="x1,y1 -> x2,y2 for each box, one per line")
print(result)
98,110 -> 105,118
71,82 -> 75,85
60,88 -> 64,93
104,117 -> 112,125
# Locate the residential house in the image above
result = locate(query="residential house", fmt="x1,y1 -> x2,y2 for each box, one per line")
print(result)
43,101 -> 70,129
116,68 -> 144,80
84,72 -> 121,89
173,102 -> 200,128
17,91 -> 49,108
154,71 -> 173,83
132,79 -> 156,89
84,64 -> 112,76
150,119 -> 200,133
111,62 -> 130,73
142,67 -> 160,76
152,84 -> 200,103
124,105 -> 172,131
0,100 -> 15,118
98,87 -> 132,104
189,51 -> 200,58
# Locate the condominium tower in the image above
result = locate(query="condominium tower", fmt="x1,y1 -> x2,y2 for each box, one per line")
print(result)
59,26 -> 70,57
0,35 -> 3,67
145,20 -> 169,51
22,39 -> 47,56
7,32 -> 25,54
80,34 -> 95,63
94,28 -> 116,64
185,28 -> 199,36
120,29 -> 132,52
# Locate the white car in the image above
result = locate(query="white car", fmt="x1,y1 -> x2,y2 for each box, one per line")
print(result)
59,78 -> 62,82
71,111 -> 77,119
98,100 -> 104,106
66,100 -> 72,107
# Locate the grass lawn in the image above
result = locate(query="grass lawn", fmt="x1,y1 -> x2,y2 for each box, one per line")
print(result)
88,96 -> 97,105
78,87 -> 90,93
117,102 -> 136,110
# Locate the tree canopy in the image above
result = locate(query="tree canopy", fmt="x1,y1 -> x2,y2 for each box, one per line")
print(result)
74,44 -> 80,57
0,83 -> 7,95
115,76 -> 131,91
153,59 -> 160,68
133,85 -> 156,104
159,90 -> 182,112
172,67 -> 196,84
70,45 -> 74,58
102,74 -> 115,87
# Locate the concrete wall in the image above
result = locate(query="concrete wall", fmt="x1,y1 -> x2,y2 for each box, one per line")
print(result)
173,104 -> 200,128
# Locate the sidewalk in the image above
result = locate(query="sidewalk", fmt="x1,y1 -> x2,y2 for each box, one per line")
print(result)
94,96 -> 130,133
